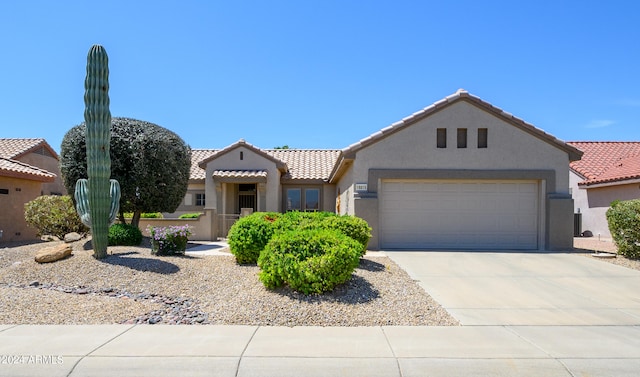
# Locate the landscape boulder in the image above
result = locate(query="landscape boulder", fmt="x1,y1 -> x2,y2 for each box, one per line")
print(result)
64,232 -> 83,243
35,244 -> 73,263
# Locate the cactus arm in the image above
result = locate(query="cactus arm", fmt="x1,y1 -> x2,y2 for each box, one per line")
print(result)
75,178 -> 121,227
109,179 -> 121,224
74,179 -> 92,227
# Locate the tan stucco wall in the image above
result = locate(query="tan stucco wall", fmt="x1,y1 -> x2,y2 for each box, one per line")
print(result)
352,102 -> 570,193
203,147 -> 281,214
335,164 -> 354,215
340,101 -> 573,250
571,171 -> 640,238
16,152 -> 66,195
0,177 -> 41,242
170,182 -> 206,216
138,214 -> 212,241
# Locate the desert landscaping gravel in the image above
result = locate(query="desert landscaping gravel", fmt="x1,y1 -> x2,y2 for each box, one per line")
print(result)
0,238 -> 458,326
2,237 -> 638,326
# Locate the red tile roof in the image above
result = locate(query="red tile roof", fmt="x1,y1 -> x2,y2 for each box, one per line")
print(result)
190,146 -> 340,182
568,141 -> 640,186
0,157 -> 56,182
0,138 -> 58,159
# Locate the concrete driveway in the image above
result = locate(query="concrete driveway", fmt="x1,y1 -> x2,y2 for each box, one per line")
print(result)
385,251 -> 640,325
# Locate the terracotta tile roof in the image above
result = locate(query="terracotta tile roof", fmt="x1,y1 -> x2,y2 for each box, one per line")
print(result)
341,89 -> 582,162
0,138 -> 58,159
213,170 -> 268,179
568,141 -> 640,186
268,149 -> 341,181
197,140 -> 287,171
0,157 -> 56,182
189,149 -> 216,180
190,147 -> 341,182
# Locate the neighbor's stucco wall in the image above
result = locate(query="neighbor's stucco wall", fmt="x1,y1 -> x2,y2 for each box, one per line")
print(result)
0,176 -> 42,242
16,152 -> 66,196
571,170 -> 640,238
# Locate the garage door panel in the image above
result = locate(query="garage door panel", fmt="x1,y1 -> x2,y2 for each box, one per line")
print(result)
380,180 -> 539,250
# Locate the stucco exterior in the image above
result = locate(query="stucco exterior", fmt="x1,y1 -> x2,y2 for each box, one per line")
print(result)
0,176 -> 42,242
570,171 -> 640,238
0,139 -> 62,243
171,90 -> 580,250
331,93 -> 580,250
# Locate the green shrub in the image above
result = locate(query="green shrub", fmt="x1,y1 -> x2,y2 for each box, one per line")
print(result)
607,199 -> 640,259
319,215 -> 371,256
227,212 -> 280,264
123,212 -> 163,218
272,211 -> 336,233
258,229 -> 361,294
179,213 -> 203,219
108,223 -> 143,246
24,195 -> 88,239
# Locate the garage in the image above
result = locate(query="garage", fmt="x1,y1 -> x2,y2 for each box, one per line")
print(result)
379,180 -> 540,250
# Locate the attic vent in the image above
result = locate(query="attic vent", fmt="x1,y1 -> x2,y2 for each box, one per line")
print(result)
240,151 -> 244,160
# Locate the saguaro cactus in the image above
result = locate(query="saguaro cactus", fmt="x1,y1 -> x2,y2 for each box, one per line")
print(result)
74,44 -> 121,259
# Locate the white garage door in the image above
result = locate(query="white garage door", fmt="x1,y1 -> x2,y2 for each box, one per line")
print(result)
380,180 -> 539,249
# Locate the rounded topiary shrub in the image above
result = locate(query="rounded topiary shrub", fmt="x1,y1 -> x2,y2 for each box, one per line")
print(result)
108,223 -> 143,246
227,212 -> 280,264
319,215 -> 371,256
272,211 -> 336,233
24,195 -> 88,239
606,199 -> 640,259
258,228 -> 362,294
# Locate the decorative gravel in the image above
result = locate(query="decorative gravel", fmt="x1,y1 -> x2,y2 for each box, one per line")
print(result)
0,238 -> 458,326
573,237 -> 640,272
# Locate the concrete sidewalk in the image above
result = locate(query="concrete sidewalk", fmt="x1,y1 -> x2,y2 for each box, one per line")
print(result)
2,324 -> 640,376
3,249 -> 640,376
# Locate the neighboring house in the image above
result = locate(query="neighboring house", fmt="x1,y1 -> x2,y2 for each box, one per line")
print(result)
0,138 -> 66,242
174,90 -> 582,251
567,141 -> 640,239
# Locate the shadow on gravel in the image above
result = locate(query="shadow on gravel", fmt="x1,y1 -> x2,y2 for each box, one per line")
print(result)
99,254 -> 180,274
357,258 -> 386,272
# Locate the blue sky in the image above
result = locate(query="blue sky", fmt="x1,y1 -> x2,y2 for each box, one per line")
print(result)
1,1 -> 638,153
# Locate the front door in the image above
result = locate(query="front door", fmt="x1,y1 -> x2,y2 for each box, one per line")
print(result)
238,183 -> 257,212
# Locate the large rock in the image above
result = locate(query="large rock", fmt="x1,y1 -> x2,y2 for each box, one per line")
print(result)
35,244 -> 73,263
64,232 -> 83,243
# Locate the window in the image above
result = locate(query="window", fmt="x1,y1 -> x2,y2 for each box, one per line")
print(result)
437,128 -> 447,148
286,188 -> 301,211
286,188 -> 320,211
196,193 -> 206,206
305,189 -> 319,211
478,128 -> 488,148
457,128 -> 467,148
0,188 -> 8,195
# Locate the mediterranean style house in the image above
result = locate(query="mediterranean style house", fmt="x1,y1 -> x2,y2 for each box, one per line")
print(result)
568,141 -> 640,239
0,138 -> 66,242
169,90 -> 582,251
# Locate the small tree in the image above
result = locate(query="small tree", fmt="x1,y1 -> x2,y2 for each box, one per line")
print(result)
24,195 -> 89,239
60,117 -> 191,229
